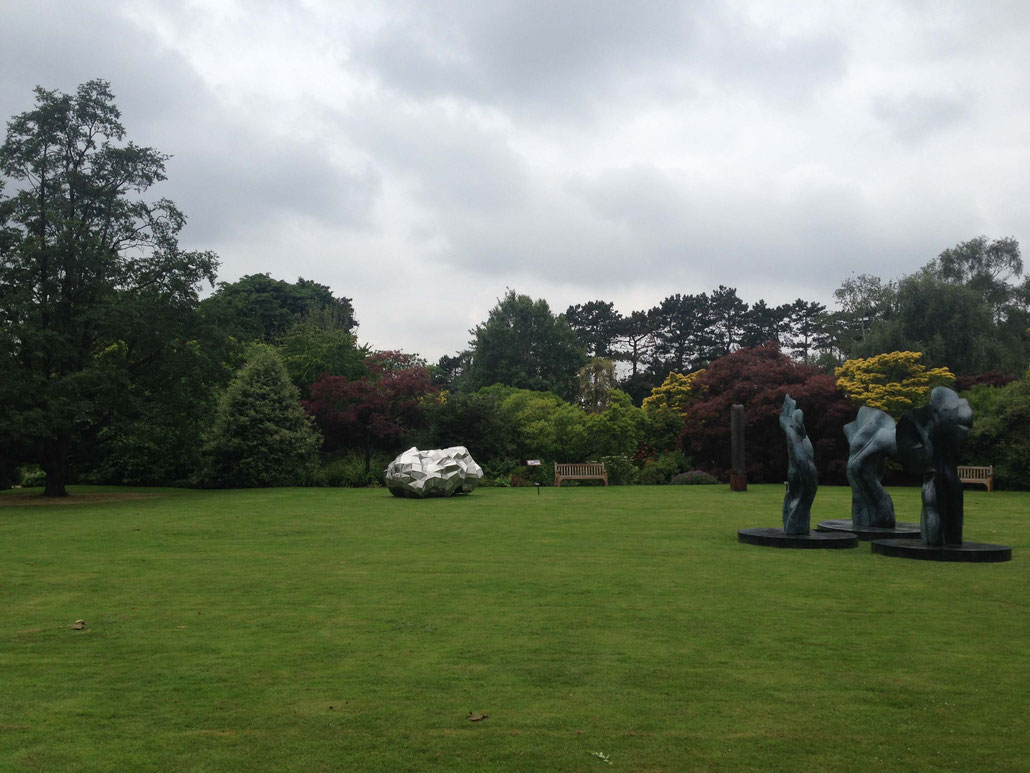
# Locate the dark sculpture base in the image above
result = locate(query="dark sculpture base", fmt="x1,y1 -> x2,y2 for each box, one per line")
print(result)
730,473 -> 747,492
738,527 -> 858,549
816,519 -> 921,541
871,539 -> 1013,563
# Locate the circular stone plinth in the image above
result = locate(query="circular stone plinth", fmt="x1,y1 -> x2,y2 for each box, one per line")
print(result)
738,527 -> 858,549
871,539 -> 1013,563
816,519 -> 921,540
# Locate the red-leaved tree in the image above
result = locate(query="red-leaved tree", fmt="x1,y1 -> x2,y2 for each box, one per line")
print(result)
305,351 -> 437,476
681,344 -> 855,483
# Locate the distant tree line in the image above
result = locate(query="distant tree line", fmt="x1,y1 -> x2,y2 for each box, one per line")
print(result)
3,81 -> 1029,494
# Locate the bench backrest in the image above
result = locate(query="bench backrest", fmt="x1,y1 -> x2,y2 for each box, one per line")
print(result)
957,465 -> 992,479
555,463 -> 606,476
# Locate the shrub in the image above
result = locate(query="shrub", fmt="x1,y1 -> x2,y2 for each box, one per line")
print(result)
638,450 -> 691,485
681,344 -> 854,484
672,470 -> 719,485
306,450 -> 393,487
835,351 -> 955,418
599,455 -> 639,485
963,378 -> 1030,490
511,459 -> 556,487
19,466 -> 46,488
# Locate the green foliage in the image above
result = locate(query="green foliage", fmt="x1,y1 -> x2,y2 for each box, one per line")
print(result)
0,80 -> 220,496
928,235 -> 1024,319
305,450 -> 393,488
200,348 -> 320,487
857,273 -> 1016,375
277,319 -> 368,396
428,387 -> 519,464
599,454 -> 639,485
201,273 -> 356,343
963,378 -> 1030,489
480,458 -> 520,487
577,357 -> 617,413
565,300 -> 622,358
638,450 -> 691,485
501,388 -> 592,461
671,470 -> 719,485
17,465 -> 45,488
466,290 -> 587,400
585,390 -> 648,458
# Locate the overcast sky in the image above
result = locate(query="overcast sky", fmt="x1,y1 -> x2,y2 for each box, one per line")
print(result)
3,1 -> 1029,360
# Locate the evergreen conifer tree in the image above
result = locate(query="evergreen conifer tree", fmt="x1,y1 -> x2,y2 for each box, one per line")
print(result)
203,348 -> 320,487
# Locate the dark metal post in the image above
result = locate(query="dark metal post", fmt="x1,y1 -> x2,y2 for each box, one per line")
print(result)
730,403 -> 747,491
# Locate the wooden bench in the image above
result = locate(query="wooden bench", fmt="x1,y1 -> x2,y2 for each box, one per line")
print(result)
555,462 -> 608,487
958,465 -> 993,491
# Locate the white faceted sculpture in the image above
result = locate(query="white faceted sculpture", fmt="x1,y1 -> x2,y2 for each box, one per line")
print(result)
384,446 -> 484,498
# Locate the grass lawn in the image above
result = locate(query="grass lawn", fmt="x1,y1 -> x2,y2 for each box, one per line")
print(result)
1,483 -> 1028,771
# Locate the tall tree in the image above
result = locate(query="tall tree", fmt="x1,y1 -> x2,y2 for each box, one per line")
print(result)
201,273 -> 356,342
276,315 -> 368,398
649,293 -> 713,375
926,236 -> 1024,320
832,273 -> 897,354
707,285 -> 749,359
465,290 -> 586,400
201,347 -> 320,487
783,299 -> 830,364
577,357 -> 618,413
612,309 -> 654,378
0,80 -> 219,496
565,300 -> 621,358
739,299 -> 788,349
858,273 -> 1015,375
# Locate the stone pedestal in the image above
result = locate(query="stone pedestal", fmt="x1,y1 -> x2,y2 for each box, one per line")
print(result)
738,527 -> 858,549
816,519 -> 920,541
871,538 -> 1012,563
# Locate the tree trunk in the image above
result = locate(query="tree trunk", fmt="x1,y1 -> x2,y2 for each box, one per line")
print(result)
42,437 -> 70,497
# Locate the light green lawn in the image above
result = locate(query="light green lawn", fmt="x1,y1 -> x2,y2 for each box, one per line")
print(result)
1,484 -> 1027,771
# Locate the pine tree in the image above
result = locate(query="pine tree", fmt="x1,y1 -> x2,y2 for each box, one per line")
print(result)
202,348 -> 320,487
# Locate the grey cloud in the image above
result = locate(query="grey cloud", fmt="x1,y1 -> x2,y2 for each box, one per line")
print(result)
353,0 -> 697,116
872,93 -> 972,147
0,1 -> 379,250
160,117 -> 380,246
352,0 -> 846,119
343,98 -> 528,212
691,11 -> 847,106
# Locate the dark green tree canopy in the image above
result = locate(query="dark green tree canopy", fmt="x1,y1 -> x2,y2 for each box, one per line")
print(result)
648,293 -> 713,374
465,290 -> 586,400
0,79 -> 219,496
201,273 -> 356,342
201,347 -> 320,488
565,300 -> 621,358
927,235 -> 1024,319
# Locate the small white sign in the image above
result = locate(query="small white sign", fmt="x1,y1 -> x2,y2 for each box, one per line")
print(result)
526,459 -> 541,466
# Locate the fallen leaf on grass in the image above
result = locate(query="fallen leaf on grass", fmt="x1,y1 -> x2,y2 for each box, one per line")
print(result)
70,620 -> 86,630
467,712 -> 488,722
175,625 -> 187,629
